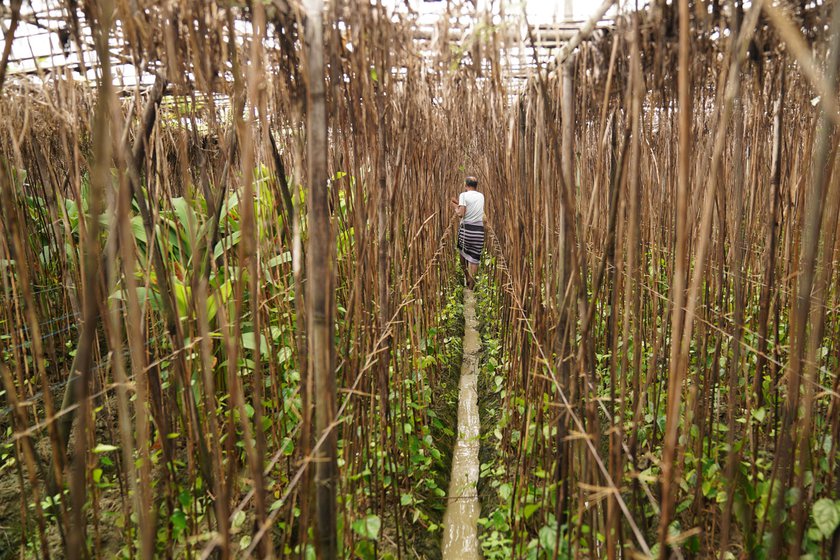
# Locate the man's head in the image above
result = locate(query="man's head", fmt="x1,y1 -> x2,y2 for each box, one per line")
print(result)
465,176 -> 478,190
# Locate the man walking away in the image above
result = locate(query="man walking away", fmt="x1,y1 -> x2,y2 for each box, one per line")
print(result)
450,176 -> 485,290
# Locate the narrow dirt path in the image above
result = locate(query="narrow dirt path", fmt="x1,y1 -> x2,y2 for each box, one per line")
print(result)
441,288 -> 481,559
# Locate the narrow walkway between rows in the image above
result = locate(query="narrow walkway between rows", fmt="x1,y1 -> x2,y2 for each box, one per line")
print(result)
441,288 -> 481,559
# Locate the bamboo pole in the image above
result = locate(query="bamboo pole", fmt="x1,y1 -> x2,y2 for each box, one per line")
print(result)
658,0 -> 692,555
304,0 -> 337,557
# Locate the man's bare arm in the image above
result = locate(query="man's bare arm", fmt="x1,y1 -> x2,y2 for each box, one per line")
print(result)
450,198 -> 466,217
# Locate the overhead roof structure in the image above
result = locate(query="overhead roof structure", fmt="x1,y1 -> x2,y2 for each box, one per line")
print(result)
1,0 -> 616,94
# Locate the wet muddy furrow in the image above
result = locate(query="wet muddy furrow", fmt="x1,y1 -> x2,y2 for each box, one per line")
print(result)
441,288 -> 481,560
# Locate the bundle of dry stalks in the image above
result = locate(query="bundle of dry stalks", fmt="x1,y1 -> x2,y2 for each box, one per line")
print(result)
477,1 -> 840,558
1,0 -> 840,559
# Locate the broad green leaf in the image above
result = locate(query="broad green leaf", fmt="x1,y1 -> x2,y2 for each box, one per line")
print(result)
64,198 -> 79,226
214,231 -> 242,260
523,503 -> 540,520
351,514 -> 381,540
218,191 -> 240,224
241,331 -> 269,356
206,279 -> 233,323
354,540 -> 376,560
267,251 -> 292,267
281,437 -> 295,456
171,510 -> 187,532
171,197 -> 198,241
277,347 -> 293,364
813,498 -> 840,537
807,527 -> 824,542
538,524 -> 557,552
130,215 -> 147,246
172,278 -> 190,319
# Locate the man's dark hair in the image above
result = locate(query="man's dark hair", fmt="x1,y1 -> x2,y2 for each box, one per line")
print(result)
465,176 -> 478,188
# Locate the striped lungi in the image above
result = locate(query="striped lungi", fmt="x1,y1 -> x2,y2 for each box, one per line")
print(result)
457,220 -> 485,265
